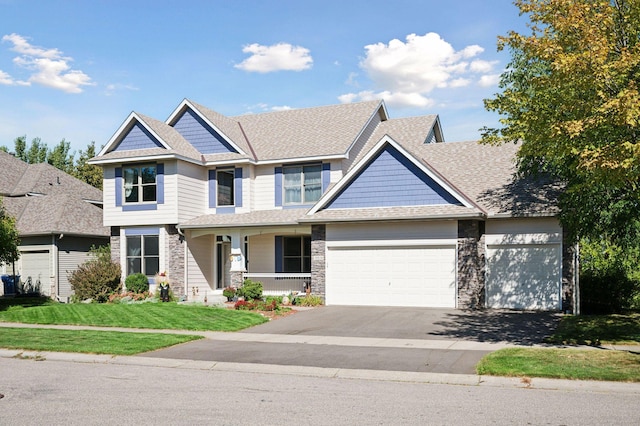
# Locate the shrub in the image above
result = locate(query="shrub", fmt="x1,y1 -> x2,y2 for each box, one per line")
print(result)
580,238 -> 640,313
293,294 -> 324,307
69,245 -> 121,303
222,286 -> 237,300
125,273 -> 149,293
237,279 -> 263,300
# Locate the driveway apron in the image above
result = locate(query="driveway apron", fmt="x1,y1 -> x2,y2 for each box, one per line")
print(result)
141,306 -> 561,374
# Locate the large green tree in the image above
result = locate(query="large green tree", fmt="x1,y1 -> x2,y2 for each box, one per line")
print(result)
483,0 -> 640,245
72,142 -> 103,190
0,199 -> 20,265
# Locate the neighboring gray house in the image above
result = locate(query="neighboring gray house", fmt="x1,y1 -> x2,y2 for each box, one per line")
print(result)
89,99 -> 578,312
0,151 -> 109,300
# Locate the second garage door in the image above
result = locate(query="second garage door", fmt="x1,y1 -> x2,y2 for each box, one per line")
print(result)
325,245 -> 456,307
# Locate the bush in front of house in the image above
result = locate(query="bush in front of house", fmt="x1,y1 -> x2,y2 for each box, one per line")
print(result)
579,237 -> 640,313
69,245 -> 121,303
125,273 -> 149,293
237,279 -> 263,301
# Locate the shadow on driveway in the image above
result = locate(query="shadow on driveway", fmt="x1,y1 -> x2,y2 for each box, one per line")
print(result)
428,310 -> 562,345
243,306 -> 562,345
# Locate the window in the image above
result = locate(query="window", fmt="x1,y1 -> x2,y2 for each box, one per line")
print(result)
217,169 -> 235,206
126,235 -> 159,276
282,236 -> 311,272
124,164 -> 156,203
283,164 -> 321,205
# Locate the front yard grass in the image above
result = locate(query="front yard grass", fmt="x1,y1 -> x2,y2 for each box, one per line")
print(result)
476,347 -> 640,382
545,313 -> 640,345
0,298 -> 268,331
477,313 -> 640,382
0,327 -> 203,355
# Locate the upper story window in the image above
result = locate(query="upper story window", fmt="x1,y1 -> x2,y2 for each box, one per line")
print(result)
217,168 -> 235,206
283,164 -> 321,205
124,164 -> 156,203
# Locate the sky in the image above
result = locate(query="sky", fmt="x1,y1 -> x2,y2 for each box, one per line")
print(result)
0,0 -> 529,155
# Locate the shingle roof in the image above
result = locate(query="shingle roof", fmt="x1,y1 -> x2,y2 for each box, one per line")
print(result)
233,100 -> 382,161
300,205 -> 482,223
0,151 -> 108,237
180,209 -> 309,228
411,141 -> 561,217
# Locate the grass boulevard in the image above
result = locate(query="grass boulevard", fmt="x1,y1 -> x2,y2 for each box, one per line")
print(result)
0,297 -> 639,382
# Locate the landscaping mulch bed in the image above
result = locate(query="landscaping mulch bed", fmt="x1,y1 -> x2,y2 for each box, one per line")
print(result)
222,301 -> 299,321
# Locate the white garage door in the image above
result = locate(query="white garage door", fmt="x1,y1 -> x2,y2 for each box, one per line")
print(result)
486,244 -> 561,310
326,245 -> 456,307
20,251 -> 51,296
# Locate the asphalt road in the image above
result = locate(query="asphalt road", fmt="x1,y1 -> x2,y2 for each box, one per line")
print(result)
1,357 -> 639,425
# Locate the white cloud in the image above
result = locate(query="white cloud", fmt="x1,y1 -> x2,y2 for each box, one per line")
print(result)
104,83 -> 139,96
235,42 -> 313,73
1,33 -> 94,93
340,32 -> 499,108
271,105 -> 292,112
478,74 -> 500,87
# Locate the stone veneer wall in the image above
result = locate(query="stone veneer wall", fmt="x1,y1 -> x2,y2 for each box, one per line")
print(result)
311,224 -> 326,299
165,225 -> 185,297
110,227 -> 120,265
562,229 -> 577,314
457,220 -> 486,309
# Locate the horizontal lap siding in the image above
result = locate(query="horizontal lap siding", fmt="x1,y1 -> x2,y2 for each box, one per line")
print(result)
58,236 -> 109,298
327,221 -> 457,242
252,166 -> 275,210
247,234 -> 275,273
342,112 -> 382,173
186,234 -> 214,293
177,162 -> 206,221
103,163 -> 179,226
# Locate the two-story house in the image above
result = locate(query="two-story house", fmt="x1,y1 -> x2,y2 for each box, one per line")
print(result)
89,99 -> 577,312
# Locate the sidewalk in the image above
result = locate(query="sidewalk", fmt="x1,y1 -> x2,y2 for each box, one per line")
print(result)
1,321 -> 639,394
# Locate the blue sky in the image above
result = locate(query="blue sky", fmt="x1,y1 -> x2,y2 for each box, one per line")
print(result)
0,0 -> 527,154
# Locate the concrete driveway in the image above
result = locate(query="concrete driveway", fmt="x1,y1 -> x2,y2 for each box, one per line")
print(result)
142,306 -> 561,374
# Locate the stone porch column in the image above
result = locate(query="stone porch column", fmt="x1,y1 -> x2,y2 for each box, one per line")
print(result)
457,220 -> 486,309
311,224 -> 326,299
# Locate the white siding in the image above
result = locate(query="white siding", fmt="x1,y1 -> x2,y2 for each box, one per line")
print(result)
486,218 -> 561,235
252,165 -> 276,210
186,233 -> 214,295
327,221 -> 457,243
247,234 -> 275,273
176,161 -> 206,220
103,162 -> 180,226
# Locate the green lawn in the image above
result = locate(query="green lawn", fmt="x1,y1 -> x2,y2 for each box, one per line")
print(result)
477,347 -> 640,382
0,297 -> 268,355
0,298 -> 268,331
478,313 -> 640,382
545,313 -> 640,345
0,327 -> 203,355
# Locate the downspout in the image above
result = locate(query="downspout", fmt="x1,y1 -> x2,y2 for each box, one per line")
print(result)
176,225 -> 187,300
51,234 -> 58,300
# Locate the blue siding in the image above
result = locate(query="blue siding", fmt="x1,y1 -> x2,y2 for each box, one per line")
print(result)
125,227 -> 160,236
172,108 -> 237,154
274,236 -> 283,273
114,123 -> 163,151
156,163 -> 164,204
123,204 -> 158,211
274,167 -> 283,207
208,170 -> 216,208
235,168 -> 243,207
115,167 -> 122,207
326,145 -> 461,209
322,163 -> 330,192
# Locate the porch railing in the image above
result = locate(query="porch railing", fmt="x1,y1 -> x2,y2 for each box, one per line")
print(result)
243,272 -> 311,295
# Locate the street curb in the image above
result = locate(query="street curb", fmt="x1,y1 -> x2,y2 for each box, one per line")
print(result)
2,348 -> 639,394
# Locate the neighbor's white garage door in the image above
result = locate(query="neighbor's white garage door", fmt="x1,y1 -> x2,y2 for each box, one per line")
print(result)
486,244 -> 561,310
326,245 -> 456,307
20,251 -> 51,296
